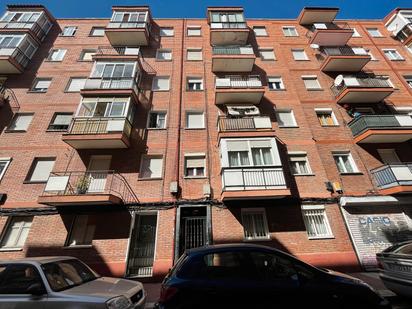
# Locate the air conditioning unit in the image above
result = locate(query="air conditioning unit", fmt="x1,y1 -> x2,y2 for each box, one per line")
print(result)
203,183 -> 211,197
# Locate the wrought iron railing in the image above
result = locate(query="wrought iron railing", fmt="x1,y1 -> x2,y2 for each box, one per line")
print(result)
210,22 -> 247,29
0,46 -> 31,68
96,45 -> 140,57
0,20 -> 49,41
41,170 -> 138,204
66,117 -> 132,137
215,75 -> 262,88
0,85 -> 19,110
371,164 -> 412,189
347,115 -> 407,137
320,46 -> 368,57
212,45 -> 254,55
330,75 -> 393,97
221,166 -> 286,190
83,77 -> 139,92
218,116 -> 271,131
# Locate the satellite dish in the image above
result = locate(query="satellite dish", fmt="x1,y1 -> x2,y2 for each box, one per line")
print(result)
310,44 -> 319,49
334,75 -> 344,86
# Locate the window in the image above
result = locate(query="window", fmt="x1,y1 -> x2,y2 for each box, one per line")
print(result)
61,26 -> 77,36
316,109 -> 338,126
187,49 -> 202,61
0,216 -> 33,249
76,98 -> 129,118
383,49 -> 404,61
111,11 -> 148,24
90,27 -> 105,36
333,151 -> 358,174
405,76 -> 412,89
31,78 -> 51,92
156,49 -> 172,61
186,111 -> 204,129
367,28 -> 382,37
259,48 -> 275,60
0,158 -> 11,181
25,157 -> 55,182
0,264 -> 43,294
47,113 -> 72,131
66,215 -> 95,247
253,26 -> 267,36
48,49 -> 66,61
268,76 -> 285,90
184,155 -> 206,177
148,111 -> 166,129
187,77 -> 203,91
282,26 -> 298,37
210,12 -> 245,25
66,77 -> 87,92
152,76 -> 170,91
292,49 -> 308,61
302,206 -> 333,239
160,27 -> 174,36
241,208 -> 270,240
276,110 -> 297,127
140,155 -> 163,179
225,139 -> 277,167
187,26 -> 201,36
91,62 -> 135,78
352,28 -> 361,37
289,152 -> 312,175
7,113 -> 33,131
79,49 -> 96,61
302,76 -> 321,90
0,34 -> 23,48
0,11 -> 41,23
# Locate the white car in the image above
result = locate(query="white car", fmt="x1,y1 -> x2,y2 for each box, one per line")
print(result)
0,256 -> 146,308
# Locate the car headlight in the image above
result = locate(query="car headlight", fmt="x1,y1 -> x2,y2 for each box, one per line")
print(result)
106,295 -> 132,309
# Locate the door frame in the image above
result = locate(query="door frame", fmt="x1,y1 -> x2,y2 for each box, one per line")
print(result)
87,155 -> 112,171
174,205 -> 212,263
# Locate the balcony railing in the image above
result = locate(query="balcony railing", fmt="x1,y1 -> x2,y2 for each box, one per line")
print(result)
320,46 -> 368,57
348,115 -> 412,137
0,20 -> 48,41
107,21 -> 149,29
395,23 -> 412,43
218,116 -> 272,132
216,75 -> 262,88
371,164 -> 412,190
83,77 -> 139,92
67,117 -> 132,137
306,22 -> 351,37
96,46 -> 140,57
330,75 -> 392,97
210,22 -> 247,29
0,86 -> 19,110
0,46 -> 31,68
42,170 -> 138,204
212,46 -> 254,55
222,166 -> 286,190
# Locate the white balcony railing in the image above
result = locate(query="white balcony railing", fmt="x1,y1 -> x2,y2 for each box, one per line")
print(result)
216,75 -> 262,88
83,77 -> 139,92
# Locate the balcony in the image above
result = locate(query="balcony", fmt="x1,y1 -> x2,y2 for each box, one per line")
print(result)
298,7 -> 339,25
394,23 -> 412,45
215,75 -> 264,105
62,117 -> 132,149
208,8 -> 249,45
221,166 -> 290,200
306,22 -> 353,46
38,170 -> 138,206
348,115 -> 412,143
330,75 -> 394,104
212,46 -> 255,72
93,46 -> 140,61
318,46 -> 371,72
0,47 -> 31,74
80,77 -> 139,101
0,86 -> 19,111
371,164 -> 412,195
0,20 -> 50,43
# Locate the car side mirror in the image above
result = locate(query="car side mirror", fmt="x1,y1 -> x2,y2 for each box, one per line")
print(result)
26,283 -> 46,296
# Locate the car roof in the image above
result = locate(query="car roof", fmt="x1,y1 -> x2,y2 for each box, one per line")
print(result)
186,243 -> 283,255
0,256 -> 78,265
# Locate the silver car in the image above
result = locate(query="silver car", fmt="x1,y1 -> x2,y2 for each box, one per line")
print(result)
0,256 -> 146,308
377,241 -> 412,298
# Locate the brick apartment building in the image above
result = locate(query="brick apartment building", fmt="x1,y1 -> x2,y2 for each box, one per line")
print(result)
0,4 -> 412,280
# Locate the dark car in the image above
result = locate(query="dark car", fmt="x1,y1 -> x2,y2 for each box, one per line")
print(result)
156,244 -> 390,309
377,241 -> 412,298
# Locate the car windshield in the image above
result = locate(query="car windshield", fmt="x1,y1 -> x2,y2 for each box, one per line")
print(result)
42,259 -> 99,292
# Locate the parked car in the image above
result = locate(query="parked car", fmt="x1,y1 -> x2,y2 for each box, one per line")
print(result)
377,241 -> 412,298
0,256 -> 145,308
156,244 -> 390,309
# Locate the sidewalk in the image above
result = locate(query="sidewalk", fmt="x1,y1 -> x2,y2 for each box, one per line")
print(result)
349,272 -> 397,298
144,282 -> 161,309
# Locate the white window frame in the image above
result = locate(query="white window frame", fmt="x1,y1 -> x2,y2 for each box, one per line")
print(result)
259,48 -> 276,60
90,27 -> 105,36
332,151 -> 359,174
7,113 -> 34,131
253,26 -> 267,36
351,28 -> 361,37
288,152 -> 312,175
282,26 -> 298,37
383,49 -> 404,61
139,155 -> 164,179
66,77 -> 87,92
301,205 -> 334,239
187,48 -> 202,61
156,49 -> 172,61
47,112 -> 73,131
184,154 -> 206,178
26,157 -> 55,183
241,208 -> 270,241
315,108 -> 338,126
276,109 -> 297,127
160,27 -> 174,37
187,26 -> 201,36
65,215 -> 95,247
48,49 -> 67,61
61,26 -> 77,36
0,216 -> 33,249
187,77 -> 203,91
75,97 -> 130,118
292,49 -> 308,61
268,76 -> 285,90
404,75 -> 412,89
90,61 -> 137,78
186,111 -> 205,129
0,157 -> 11,181
31,78 -> 51,92
152,76 -> 170,91
367,28 -> 383,37
147,111 -> 167,129
302,75 -> 322,90
111,11 -> 148,24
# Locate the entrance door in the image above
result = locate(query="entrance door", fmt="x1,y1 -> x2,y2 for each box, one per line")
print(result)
127,213 -> 158,277
178,207 -> 208,256
87,156 -> 111,192
377,149 -> 401,164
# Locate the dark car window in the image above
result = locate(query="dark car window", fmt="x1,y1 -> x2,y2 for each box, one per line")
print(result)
42,259 -> 99,292
0,264 -> 44,294
203,251 -> 256,280
395,243 -> 412,255
249,251 -> 297,281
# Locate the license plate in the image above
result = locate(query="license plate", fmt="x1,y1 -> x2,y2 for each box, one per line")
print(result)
387,263 -> 412,273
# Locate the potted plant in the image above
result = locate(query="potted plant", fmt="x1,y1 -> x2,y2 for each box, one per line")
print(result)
76,175 -> 90,194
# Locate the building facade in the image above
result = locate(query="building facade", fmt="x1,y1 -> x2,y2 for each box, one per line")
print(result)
0,4 -> 412,279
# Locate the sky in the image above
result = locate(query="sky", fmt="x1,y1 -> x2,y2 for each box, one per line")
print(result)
4,0 -> 412,19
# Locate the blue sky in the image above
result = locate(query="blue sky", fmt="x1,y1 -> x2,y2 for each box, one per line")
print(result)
4,0 -> 412,19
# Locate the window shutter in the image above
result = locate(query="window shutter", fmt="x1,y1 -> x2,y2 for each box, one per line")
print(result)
35,79 -> 51,89
68,78 -> 86,91
160,28 -> 174,36
226,140 -> 249,151
277,111 -> 294,126
30,159 -> 55,182
260,49 -> 275,60
249,140 -> 271,148
187,112 -> 204,128
303,78 -> 320,89
187,50 -> 202,60
187,28 -> 201,36
11,114 -> 33,131
153,77 -> 170,90
186,157 -> 205,168
53,114 -> 72,125
141,157 -> 163,178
